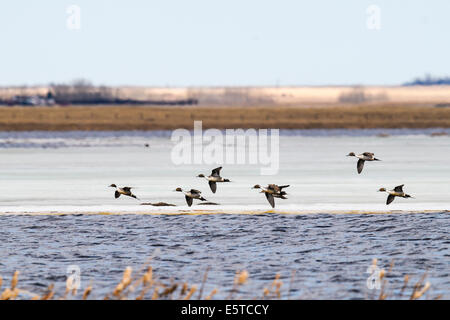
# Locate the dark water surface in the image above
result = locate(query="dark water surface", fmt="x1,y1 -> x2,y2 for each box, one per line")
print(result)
0,212 -> 448,299
1,128 -> 449,148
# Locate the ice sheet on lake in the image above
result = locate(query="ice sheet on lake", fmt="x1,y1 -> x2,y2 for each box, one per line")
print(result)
0,132 -> 449,214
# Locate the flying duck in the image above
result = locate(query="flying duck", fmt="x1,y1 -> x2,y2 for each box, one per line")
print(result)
347,152 -> 381,174
109,184 -> 139,200
252,184 -> 289,208
197,166 -> 231,193
175,188 -> 207,207
378,184 -> 413,205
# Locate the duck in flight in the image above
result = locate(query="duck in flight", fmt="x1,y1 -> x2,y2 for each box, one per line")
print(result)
175,188 -> 207,207
197,166 -> 231,193
252,184 -> 289,208
378,184 -> 413,205
347,152 -> 381,174
109,184 -> 139,200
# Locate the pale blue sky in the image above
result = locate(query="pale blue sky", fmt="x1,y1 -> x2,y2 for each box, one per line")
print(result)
0,0 -> 449,86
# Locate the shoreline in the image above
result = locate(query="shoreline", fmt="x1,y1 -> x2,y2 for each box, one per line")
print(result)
1,103 -> 450,131
1,209 -> 448,216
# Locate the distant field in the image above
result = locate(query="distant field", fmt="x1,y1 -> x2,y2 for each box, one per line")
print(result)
2,85 -> 450,105
1,103 -> 449,131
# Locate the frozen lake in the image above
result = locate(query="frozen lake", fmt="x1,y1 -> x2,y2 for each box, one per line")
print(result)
0,130 -> 449,214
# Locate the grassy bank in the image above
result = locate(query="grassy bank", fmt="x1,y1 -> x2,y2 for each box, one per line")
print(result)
1,104 -> 450,131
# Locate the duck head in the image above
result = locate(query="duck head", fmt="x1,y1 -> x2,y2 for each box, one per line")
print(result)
197,174 -> 205,178
347,152 -> 356,157
378,188 -> 386,192
109,184 -> 117,188
174,187 -> 183,192
252,184 -> 261,189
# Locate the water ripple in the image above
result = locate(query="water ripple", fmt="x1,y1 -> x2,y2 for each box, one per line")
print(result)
0,212 -> 448,299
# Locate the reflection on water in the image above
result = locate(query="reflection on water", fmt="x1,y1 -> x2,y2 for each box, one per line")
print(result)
0,212 -> 448,299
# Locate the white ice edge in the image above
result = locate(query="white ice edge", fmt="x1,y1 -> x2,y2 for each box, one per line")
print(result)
1,203 -> 448,215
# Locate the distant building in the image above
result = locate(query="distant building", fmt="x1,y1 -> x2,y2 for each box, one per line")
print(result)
11,93 -> 55,106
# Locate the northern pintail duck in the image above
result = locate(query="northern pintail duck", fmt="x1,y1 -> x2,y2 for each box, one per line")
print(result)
175,188 -> 207,207
378,184 -> 413,205
109,184 -> 139,200
347,152 -> 381,174
252,184 -> 289,208
197,166 -> 231,193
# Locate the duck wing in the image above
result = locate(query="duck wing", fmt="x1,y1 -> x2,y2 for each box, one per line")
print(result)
211,167 -> 222,177
394,184 -> 404,192
185,195 -> 193,207
265,192 -> 275,208
386,194 -> 395,205
273,193 -> 287,199
190,189 -> 202,195
208,181 -> 217,193
357,159 -> 365,174
114,191 -> 121,199
362,152 -> 374,157
276,191 -> 287,197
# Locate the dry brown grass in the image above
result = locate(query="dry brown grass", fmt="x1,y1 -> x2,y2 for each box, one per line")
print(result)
0,103 -> 449,131
368,258 -> 439,300
0,260 -> 441,300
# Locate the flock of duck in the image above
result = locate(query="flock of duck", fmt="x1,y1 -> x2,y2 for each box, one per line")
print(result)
347,152 -> 413,205
109,152 -> 413,208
